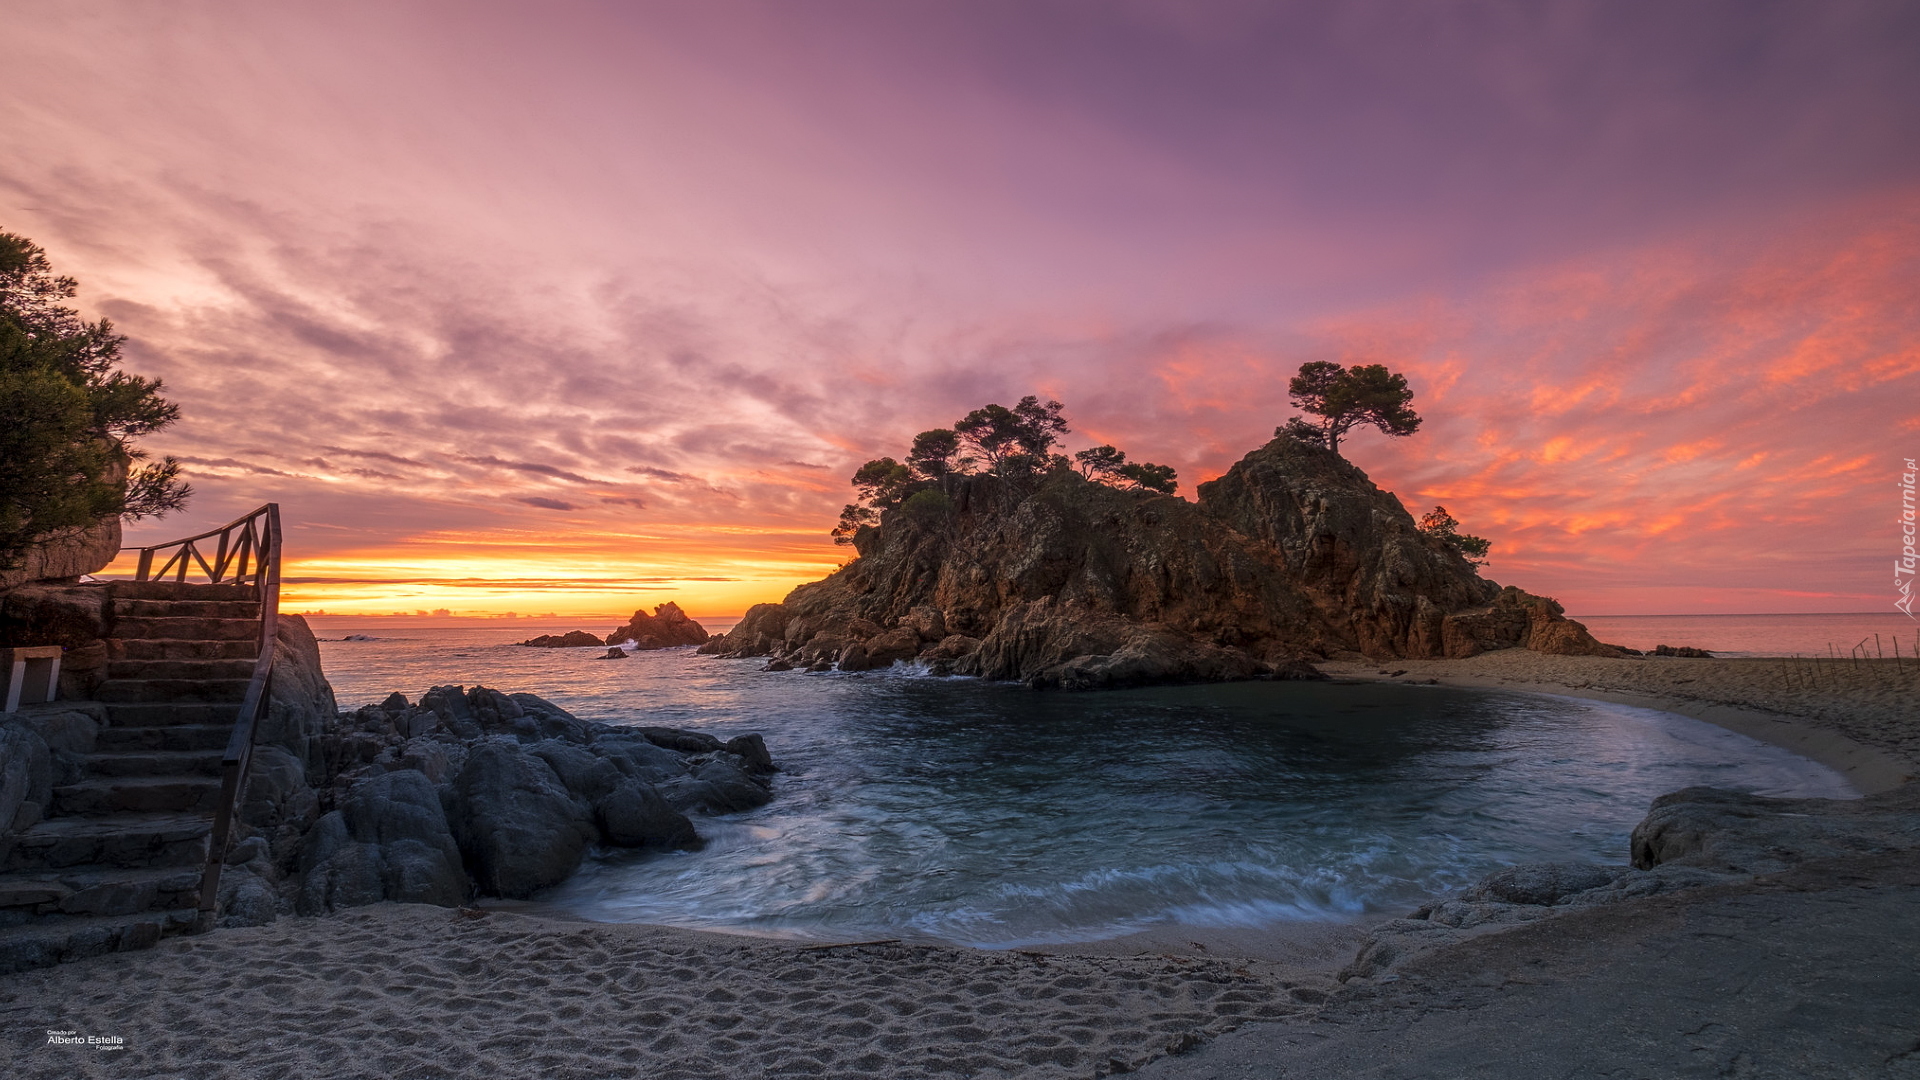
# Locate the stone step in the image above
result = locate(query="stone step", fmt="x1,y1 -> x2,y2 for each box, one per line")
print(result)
112,580 -> 257,601
108,616 -> 261,641
0,865 -> 202,918
106,658 -> 258,681
85,749 -> 225,778
2,812 -> 212,871
111,598 -> 261,619
95,724 -> 232,752
95,678 -> 252,704
108,637 -> 258,661
53,777 -> 223,816
103,702 -> 243,726
0,908 -> 199,975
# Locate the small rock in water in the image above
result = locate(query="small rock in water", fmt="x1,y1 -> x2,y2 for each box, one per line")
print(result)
342,634 -> 377,641
1652,644 -> 1714,658
596,647 -> 629,660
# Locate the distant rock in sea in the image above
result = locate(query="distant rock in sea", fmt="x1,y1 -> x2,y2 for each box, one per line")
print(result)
518,629 -> 605,648
341,634 -> 377,641
596,646 -> 629,659
606,602 -> 710,650
1653,644 -> 1714,658
701,435 -> 1627,687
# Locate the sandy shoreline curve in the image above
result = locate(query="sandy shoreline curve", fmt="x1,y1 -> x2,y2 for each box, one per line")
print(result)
1320,649 -> 1919,794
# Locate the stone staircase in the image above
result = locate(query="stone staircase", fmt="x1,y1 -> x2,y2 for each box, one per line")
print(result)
0,581 -> 263,972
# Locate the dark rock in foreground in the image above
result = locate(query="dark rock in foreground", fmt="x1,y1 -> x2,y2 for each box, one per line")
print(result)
701,437 -> 1625,686
203,678 -> 779,923
1338,781 -> 1920,983
606,602 -> 710,650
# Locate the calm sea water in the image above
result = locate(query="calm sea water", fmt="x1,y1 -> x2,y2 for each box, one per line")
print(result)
307,614 -> 1853,947
1572,611 -> 1919,658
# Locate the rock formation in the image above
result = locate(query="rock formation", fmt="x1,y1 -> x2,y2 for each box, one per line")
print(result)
517,630 -> 605,648
700,436 -> 1623,685
606,602 -> 711,650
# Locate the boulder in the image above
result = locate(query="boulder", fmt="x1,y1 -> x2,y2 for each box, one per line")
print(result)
725,733 -> 776,775
590,733 -> 698,784
0,518 -> 120,591
595,780 -> 699,848
0,722 -> 53,832
336,769 -> 467,907
443,741 -> 597,898
1630,785 -> 1920,876
863,626 -> 922,667
691,759 -> 774,813
904,605 -> 948,642
0,583 -> 108,649
605,602 -> 710,650
597,646 -> 629,659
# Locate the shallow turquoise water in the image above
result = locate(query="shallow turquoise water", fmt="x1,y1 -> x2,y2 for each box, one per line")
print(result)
313,620 -> 1853,948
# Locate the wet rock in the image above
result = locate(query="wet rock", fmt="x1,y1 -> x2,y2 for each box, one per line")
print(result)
595,780 -> 699,848
725,733 -> 776,775
597,646 -> 629,659
443,741 -> 597,898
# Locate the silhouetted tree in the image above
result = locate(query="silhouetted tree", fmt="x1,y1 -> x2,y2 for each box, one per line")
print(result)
954,395 -> 1069,477
1114,462 -> 1179,494
906,428 -> 965,478
1,230 -> 188,569
1418,506 -> 1491,565
851,457 -> 914,508
1280,361 -> 1421,454
1073,444 -> 1127,479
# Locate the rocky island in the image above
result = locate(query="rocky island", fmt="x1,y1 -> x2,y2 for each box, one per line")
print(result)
518,601 -> 711,651
703,428 -> 1621,687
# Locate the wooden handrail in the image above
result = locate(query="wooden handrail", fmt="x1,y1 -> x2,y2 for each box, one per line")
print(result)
116,504 -> 285,923
119,504 -> 275,588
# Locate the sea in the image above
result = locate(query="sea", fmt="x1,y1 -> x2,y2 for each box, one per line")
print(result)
306,611 -> 1884,948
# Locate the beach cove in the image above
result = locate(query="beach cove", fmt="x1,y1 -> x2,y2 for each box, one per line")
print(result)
7,639 -> 1917,1079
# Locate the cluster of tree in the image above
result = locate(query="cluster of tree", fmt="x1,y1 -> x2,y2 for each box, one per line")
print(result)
1417,506 -> 1492,565
0,231 -> 189,570
832,396 -> 1178,544
1277,360 -> 1421,453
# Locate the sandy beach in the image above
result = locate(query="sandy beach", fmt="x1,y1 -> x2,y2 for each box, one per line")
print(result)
1321,651 -> 1920,793
4,903 -> 1348,1079
6,649 -> 1914,1079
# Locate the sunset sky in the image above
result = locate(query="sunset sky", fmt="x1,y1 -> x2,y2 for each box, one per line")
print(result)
5,1 -> 1918,617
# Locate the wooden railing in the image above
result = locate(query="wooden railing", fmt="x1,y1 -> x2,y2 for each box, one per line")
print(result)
126,504 -> 276,588
121,504 -> 283,923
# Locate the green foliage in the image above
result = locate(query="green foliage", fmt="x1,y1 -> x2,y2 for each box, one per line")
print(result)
1418,506 -> 1491,565
906,428 -> 965,478
1282,360 -> 1421,454
830,503 -> 878,546
1114,461 -> 1178,494
830,395 -> 1178,543
850,457 -> 914,508
898,488 -> 953,526
954,395 -> 1069,477
0,230 -> 188,569
1073,444 -> 1127,478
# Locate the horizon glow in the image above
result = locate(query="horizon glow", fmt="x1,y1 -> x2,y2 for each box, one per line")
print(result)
7,2 -> 1919,618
